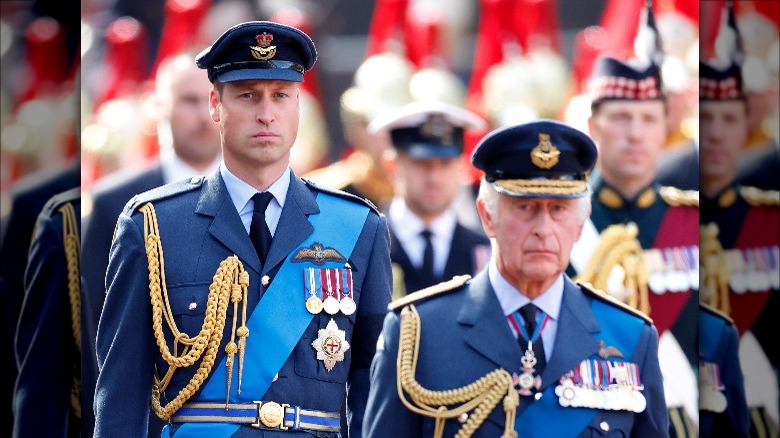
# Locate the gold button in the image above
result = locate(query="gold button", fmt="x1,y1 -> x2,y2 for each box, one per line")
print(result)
600,421 -> 609,431
262,275 -> 270,287
188,302 -> 197,311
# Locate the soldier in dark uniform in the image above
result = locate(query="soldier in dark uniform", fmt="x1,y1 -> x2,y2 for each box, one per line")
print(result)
368,101 -> 491,298
657,140 -> 699,191
0,160 -> 79,435
365,119 -> 668,437
12,187 -> 97,437
93,21 -> 392,437
699,303 -> 750,438
699,56 -> 780,438
569,51 -> 699,436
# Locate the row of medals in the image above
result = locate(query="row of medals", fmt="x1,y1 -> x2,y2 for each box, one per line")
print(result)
723,246 -> 780,293
699,362 -> 727,413
306,293 -> 355,316
642,246 -> 699,293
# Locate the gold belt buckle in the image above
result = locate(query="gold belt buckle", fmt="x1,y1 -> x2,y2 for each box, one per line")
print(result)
252,401 -> 289,430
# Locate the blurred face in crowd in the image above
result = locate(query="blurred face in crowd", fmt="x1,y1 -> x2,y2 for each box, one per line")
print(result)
210,80 -> 299,182
392,153 -> 462,223
477,183 -> 589,295
588,100 -> 667,192
699,99 -> 748,195
159,60 -> 221,169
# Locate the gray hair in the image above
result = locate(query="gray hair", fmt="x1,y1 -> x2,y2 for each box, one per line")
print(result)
477,178 -> 592,223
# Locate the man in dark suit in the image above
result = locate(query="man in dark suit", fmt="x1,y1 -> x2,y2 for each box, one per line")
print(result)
93,21 -> 392,437
369,101 -> 491,297
82,50 -> 220,305
365,119 -> 668,437
12,187 -> 93,437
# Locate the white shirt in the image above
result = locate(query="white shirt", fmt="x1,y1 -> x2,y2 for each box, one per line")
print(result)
388,197 -> 457,277
219,162 -> 289,236
160,149 -> 221,184
490,261 -> 562,362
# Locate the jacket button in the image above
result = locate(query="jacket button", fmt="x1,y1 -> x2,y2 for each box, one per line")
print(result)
188,302 -> 197,311
600,421 -> 609,431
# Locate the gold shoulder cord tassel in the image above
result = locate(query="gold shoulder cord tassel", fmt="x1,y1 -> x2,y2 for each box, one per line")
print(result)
140,203 -> 250,419
575,223 -> 650,315
700,223 -> 730,315
396,305 -> 518,438
59,202 -> 82,419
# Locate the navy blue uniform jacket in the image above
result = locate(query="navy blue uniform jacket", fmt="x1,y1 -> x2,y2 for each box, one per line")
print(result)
94,170 -> 392,437
364,272 -> 668,437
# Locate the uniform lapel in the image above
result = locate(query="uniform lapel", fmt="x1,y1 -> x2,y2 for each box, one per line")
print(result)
540,278 -> 600,391
459,271 -> 519,372
262,175 -> 317,274
195,171 -> 262,275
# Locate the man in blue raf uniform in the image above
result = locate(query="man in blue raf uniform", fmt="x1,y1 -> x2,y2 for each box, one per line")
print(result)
93,21 -> 392,437
368,101 -> 490,298
12,187 -> 99,438
699,303 -> 749,437
364,120 -> 668,437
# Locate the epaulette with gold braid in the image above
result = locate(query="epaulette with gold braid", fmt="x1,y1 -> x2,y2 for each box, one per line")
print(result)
388,275 -> 471,311
700,302 -> 734,325
577,281 -> 653,324
659,186 -> 699,207
740,186 -> 780,207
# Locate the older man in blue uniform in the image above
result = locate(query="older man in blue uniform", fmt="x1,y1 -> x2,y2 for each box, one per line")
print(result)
93,21 -> 392,437
364,119 -> 668,437
368,101 -> 491,297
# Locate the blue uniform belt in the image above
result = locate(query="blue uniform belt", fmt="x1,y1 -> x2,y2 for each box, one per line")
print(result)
171,401 -> 341,432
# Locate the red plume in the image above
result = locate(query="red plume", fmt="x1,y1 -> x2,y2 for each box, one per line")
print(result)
150,0 -> 211,80
511,0 -> 563,55
95,16 -> 148,108
364,0 -> 410,59
14,17 -> 67,110
270,7 -> 323,101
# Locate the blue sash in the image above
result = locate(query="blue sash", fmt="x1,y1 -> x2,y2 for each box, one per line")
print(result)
515,298 -> 644,437
172,193 -> 369,437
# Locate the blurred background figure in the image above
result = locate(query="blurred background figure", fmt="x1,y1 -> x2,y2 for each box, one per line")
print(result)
80,48 -> 220,438
699,302 -> 750,437
12,188 -> 94,437
369,101 -> 490,298
0,1 -> 79,434
569,2 -> 700,436
699,2 -> 780,435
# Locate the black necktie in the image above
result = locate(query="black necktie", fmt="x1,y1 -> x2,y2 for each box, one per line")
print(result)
249,192 -> 274,265
519,303 -> 546,375
420,229 -> 435,280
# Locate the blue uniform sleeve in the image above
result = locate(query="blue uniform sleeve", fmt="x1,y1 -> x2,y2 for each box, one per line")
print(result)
347,212 -> 393,437
631,323 -> 669,437
14,211 -> 75,437
363,309 -> 423,437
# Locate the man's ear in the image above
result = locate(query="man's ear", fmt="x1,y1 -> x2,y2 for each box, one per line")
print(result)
476,198 -> 496,238
209,89 -> 221,122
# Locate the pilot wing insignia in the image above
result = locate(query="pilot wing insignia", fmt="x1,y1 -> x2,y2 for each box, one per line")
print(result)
293,242 -> 346,265
597,340 -> 625,359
